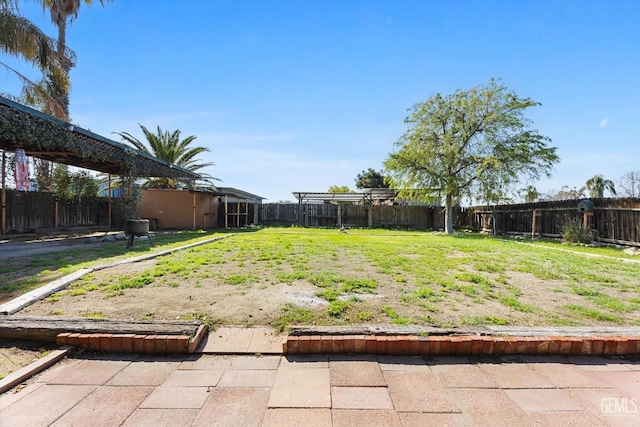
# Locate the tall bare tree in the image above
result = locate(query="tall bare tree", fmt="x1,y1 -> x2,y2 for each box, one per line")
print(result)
618,170 -> 640,197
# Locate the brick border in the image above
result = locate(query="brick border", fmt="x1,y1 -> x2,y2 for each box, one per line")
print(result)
283,335 -> 640,356
56,325 -> 208,354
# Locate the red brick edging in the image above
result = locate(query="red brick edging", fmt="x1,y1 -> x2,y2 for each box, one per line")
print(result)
283,335 -> 640,356
56,325 -> 208,354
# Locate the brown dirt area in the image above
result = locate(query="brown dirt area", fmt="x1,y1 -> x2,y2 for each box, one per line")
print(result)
17,243 -> 638,328
0,339 -> 57,380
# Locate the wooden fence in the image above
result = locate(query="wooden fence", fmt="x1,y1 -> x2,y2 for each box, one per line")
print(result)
4,192 -> 639,247
471,198 -> 640,246
259,203 -> 467,230
259,199 -> 640,246
3,190 -> 121,234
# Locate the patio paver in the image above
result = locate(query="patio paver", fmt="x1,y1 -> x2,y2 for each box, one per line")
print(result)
268,367 -> 331,408
332,409 -> 402,427
193,388 -> 270,427
50,385 -> 152,427
262,408 -> 332,427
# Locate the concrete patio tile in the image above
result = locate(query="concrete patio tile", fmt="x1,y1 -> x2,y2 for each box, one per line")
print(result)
429,360 -> 498,389
0,382 -> 44,410
280,354 -> 329,369
448,389 -> 533,427
332,409 -> 401,426
50,385 -> 152,427
0,384 -> 96,427
106,360 -> 179,386
197,327 -> 254,353
121,409 -> 200,427
247,328 -> 286,354
526,411 -> 608,426
34,358 -> 82,383
384,371 -> 458,413
330,360 -> 386,387
262,408 -> 332,427
376,355 -> 429,371
567,388 -> 640,423
47,359 -> 128,385
161,369 -> 224,387
331,387 -> 394,409
629,362 -> 640,371
193,388 -> 270,427
177,354 -> 232,370
217,369 -> 276,387
505,389 -> 583,412
268,367 -> 331,408
527,362 -> 613,388
567,356 -> 635,371
399,412 -> 469,427
587,370 -> 640,396
478,362 -> 555,389
329,354 -> 379,362
229,355 -> 281,370
139,386 -> 210,409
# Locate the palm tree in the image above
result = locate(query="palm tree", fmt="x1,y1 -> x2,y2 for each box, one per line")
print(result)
585,174 -> 616,198
39,0 -> 111,118
115,125 -> 217,189
0,0 -> 70,118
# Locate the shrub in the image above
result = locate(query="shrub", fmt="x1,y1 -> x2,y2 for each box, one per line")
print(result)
562,218 -> 592,244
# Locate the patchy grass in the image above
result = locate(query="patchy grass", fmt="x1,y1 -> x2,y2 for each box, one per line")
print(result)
0,230 -> 232,302
14,228 -> 640,330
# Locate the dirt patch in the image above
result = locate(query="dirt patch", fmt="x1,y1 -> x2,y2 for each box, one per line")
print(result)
0,339 -> 57,380
9,229 -> 640,329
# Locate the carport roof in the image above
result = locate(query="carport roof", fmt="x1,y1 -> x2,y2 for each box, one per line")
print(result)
0,96 -> 200,180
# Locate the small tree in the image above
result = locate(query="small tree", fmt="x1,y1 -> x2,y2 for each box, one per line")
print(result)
355,168 -> 389,189
327,185 -> 354,194
384,79 -> 559,234
519,185 -> 540,203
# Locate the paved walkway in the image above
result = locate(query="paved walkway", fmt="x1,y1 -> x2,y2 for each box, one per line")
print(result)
1,331 -> 640,426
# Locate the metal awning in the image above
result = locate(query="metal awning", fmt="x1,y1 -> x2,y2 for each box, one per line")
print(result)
0,96 -> 200,180
292,188 -> 397,204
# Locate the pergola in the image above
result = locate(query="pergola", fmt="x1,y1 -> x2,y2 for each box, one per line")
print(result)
292,188 -> 397,204
0,96 -> 200,234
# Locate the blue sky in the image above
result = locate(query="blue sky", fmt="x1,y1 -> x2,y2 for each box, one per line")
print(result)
2,0 -> 639,202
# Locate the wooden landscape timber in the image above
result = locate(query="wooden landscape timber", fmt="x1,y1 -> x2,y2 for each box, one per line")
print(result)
0,316 -> 202,342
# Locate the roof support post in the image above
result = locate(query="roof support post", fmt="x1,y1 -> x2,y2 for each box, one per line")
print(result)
107,175 -> 112,229
224,195 -> 228,229
1,150 -> 6,235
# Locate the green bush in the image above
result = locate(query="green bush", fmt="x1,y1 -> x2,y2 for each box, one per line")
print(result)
562,218 -> 592,244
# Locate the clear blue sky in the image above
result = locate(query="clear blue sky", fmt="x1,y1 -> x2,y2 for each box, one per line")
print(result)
2,0 -> 639,202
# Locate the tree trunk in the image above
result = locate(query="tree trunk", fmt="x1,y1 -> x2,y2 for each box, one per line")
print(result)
445,193 -> 454,234
54,17 -> 70,119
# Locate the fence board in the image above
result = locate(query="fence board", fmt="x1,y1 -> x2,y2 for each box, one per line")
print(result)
4,190 -> 116,234
469,198 -> 640,246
